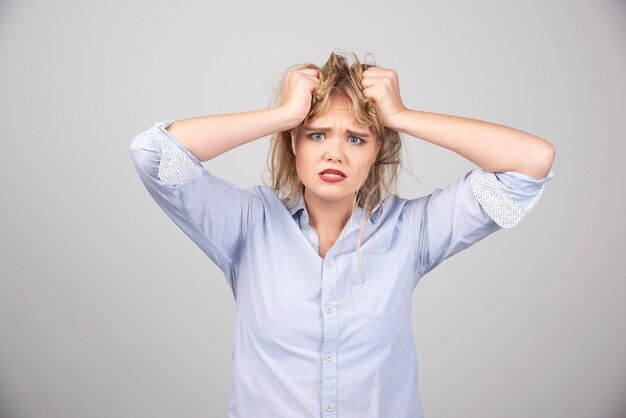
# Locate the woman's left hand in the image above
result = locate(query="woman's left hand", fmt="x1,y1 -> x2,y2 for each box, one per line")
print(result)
361,67 -> 407,128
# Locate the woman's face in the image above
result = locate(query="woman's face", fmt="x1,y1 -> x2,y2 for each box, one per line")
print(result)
291,94 -> 381,211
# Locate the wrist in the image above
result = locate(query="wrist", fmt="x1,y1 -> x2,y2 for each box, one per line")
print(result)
273,105 -> 307,131
263,106 -> 300,133
384,107 -> 411,132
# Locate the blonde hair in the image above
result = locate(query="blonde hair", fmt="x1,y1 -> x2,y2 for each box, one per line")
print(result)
268,52 -> 402,216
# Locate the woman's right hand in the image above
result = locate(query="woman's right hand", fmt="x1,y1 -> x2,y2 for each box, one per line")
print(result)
279,68 -> 321,128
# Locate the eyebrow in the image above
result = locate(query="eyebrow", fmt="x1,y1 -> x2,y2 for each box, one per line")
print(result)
302,126 -> 371,138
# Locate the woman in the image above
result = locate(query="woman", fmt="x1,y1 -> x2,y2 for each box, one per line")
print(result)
129,52 -> 554,418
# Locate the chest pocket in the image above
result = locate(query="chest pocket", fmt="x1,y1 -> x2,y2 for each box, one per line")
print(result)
344,253 -> 402,321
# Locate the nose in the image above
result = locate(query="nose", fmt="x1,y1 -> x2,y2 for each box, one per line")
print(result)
323,136 -> 345,163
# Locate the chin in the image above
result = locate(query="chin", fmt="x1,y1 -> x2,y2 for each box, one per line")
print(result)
309,189 -> 356,204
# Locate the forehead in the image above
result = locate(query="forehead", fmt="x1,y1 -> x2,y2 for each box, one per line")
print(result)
307,95 -> 368,129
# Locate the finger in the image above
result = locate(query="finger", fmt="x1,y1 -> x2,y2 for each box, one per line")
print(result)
361,86 -> 379,99
361,77 -> 377,88
300,73 -> 321,85
363,67 -> 390,76
303,75 -> 321,87
296,68 -> 320,77
361,76 -> 387,88
284,70 -> 320,90
285,68 -> 318,83
364,68 -> 397,83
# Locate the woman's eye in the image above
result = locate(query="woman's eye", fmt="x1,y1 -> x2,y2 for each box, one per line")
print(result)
310,133 -> 325,141
348,135 -> 364,145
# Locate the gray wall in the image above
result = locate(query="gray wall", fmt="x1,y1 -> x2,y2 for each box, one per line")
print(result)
1,0 -> 624,417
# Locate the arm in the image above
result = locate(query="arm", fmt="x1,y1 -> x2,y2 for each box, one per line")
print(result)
360,68 -> 554,276
128,68 -> 320,279
167,68 -> 321,162
361,68 -> 555,180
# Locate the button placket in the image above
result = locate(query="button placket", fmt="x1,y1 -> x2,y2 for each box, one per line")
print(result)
321,256 -> 338,417
307,225 -> 320,253
299,209 -> 320,254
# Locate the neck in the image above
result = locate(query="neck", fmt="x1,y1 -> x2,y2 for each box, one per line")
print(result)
303,190 -> 354,234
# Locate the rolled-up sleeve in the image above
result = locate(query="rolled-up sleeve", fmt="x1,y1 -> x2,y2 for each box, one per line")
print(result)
415,167 -> 554,276
129,121 -> 263,281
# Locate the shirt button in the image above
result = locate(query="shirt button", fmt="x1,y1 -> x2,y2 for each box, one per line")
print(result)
325,260 -> 334,268
325,353 -> 334,361
324,305 -> 334,314
326,403 -> 334,412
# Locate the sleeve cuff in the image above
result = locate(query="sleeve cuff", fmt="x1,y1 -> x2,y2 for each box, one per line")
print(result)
469,167 -> 554,229
154,120 -> 204,186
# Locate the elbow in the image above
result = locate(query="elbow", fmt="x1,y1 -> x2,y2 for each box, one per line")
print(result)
128,129 -> 161,180
530,140 -> 556,180
541,141 -> 556,175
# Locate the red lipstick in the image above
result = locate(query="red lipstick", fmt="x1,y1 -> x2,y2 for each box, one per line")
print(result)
319,169 -> 347,183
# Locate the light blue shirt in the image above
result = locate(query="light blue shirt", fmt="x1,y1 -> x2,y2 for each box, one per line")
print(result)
129,120 -> 553,418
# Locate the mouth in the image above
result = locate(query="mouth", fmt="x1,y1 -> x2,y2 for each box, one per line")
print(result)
319,169 -> 347,183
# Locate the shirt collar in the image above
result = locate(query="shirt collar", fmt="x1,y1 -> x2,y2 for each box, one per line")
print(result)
287,193 -> 384,224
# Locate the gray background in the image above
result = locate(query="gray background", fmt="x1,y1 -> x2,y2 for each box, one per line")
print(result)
1,0 -> 624,417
